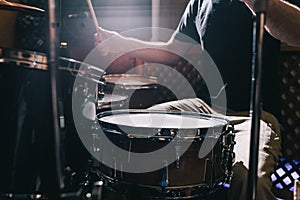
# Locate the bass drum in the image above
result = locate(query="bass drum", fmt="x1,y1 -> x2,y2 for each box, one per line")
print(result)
96,110 -> 235,199
0,47 -> 57,195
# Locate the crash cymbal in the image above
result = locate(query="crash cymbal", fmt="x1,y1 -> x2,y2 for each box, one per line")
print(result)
0,0 -> 44,13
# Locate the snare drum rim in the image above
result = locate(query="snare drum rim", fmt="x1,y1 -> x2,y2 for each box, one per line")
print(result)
97,109 -> 230,139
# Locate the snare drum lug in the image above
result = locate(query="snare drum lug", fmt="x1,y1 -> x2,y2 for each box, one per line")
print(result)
83,82 -> 90,98
98,90 -> 105,100
222,167 -> 234,185
220,132 -> 236,184
127,140 -> 132,163
120,164 -> 123,179
160,161 -> 169,187
91,133 -> 101,168
113,156 -> 117,179
226,124 -> 234,133
92,120 -> 101,131
174,145 -> 181,168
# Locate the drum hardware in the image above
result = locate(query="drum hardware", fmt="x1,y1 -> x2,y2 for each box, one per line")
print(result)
62,166 -> 78,191
174,145 -> 181,169
71,115 -> 108,200
0,0 -> 44,13
220,126 -> 235,185
97,85 -> 105,100
77,164 -> 105,200
160,161 -> 169,187
89,181 -> 103,200
248,2 -> 269,199
108,153 -> 117,180
74,154 -> 104,200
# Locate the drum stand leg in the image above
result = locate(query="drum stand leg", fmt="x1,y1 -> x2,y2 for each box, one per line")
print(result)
78,121 -> 104,200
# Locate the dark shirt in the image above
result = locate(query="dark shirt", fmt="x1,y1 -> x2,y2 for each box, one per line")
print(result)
174,0 -> 281,118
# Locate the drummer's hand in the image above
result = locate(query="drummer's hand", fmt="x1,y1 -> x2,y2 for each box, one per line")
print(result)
94,26 -> 131,55
94,26 -> 118,47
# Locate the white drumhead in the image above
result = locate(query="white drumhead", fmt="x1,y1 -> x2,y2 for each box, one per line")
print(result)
99,112 -> 227,129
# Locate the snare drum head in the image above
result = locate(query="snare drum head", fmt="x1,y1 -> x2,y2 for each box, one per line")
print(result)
98,109 -> 229,139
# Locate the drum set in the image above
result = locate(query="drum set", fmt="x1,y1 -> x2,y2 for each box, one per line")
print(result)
0,1 -> 236,199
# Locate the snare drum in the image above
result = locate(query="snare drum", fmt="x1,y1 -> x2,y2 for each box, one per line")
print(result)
102,74 -> 158,109
96,110 -> 235,199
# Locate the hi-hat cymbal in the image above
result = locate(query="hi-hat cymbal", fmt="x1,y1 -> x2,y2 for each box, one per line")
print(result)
0,0 -> 44,13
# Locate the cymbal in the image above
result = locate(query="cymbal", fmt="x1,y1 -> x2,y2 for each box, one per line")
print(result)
0,0 -> 44,13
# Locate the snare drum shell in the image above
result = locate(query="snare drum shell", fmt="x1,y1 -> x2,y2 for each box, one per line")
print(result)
98,136 -> 224,188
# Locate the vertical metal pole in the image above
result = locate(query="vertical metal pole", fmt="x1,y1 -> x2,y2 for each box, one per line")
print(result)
48,0 -> 64,190
247,11 -> 267,200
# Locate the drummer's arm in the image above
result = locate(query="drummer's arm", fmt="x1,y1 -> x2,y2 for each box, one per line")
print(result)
241,0 -> 300,46
95,28 -> 194,65
126,38 -> 193,65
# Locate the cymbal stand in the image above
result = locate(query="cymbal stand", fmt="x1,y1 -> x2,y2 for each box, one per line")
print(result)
247,1 -> 268,199
48,0 -> 64,192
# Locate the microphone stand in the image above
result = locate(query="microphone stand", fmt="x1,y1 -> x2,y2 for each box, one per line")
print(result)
247,0 -> 268,199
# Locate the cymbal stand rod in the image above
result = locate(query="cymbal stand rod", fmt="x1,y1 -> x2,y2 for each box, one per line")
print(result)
48,0 -> 64,191
247,2 -> 268,199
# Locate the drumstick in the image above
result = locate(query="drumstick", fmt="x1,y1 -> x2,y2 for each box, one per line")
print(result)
86,0 -> 101,37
